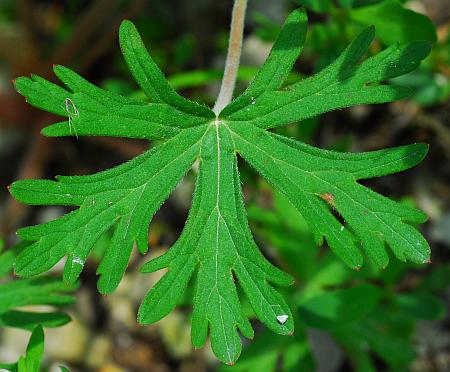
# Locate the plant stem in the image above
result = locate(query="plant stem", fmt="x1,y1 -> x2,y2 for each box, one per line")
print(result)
213,0 -> 248,115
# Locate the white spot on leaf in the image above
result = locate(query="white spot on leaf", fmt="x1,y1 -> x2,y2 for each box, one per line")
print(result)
72,256 -> 84,266
276,314 -> 288,324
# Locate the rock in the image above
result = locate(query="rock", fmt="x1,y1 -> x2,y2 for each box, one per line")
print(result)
45,315 -> 90,362
158,311 -> 192,359
86,334 -> 113,369
0,328 -> 30,364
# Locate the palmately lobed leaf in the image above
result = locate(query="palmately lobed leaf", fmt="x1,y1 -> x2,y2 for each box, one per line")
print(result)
10,8 -> 431,364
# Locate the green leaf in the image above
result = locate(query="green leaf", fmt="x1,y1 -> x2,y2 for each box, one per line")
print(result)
351,0 -> 437,45
17,325 -> 45,372
14,66 -> 209,140
2,367 -> 16,372
138,124 -> 293,363
0,248 -> 76,331
419,264 -> 450,293
228,9 -> 308,112
220,327 -> 314,372
341,318 -> 416,367
12,127 -> 206,293
230,124 -> 429,269
222,27 -> 431,128
0,245 -> 75,332
4,326 -> 46,372
334,310 -> 416,369
0,363 -> 17,372
298,284 -> 383,329
395,292 -> 445,320
119,19 -> 213,117
248,190 -> 319,281
11,8 -> 431,364
0,310 -> 71,331
0,254 -> 75,308
0,247 -> 74,370
0,276 -> 76,314
0,242 -> 26,277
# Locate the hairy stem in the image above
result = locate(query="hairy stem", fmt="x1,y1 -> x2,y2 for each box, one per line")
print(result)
213,0 -> 248,115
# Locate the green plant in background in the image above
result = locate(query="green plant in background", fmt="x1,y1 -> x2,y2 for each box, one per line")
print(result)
9,1 -> 434,365
0,242 -> 75,371
293,0 -> 449,106
0,325 -> 45,372
297,0 -> 437,45
0,324 -> 70,372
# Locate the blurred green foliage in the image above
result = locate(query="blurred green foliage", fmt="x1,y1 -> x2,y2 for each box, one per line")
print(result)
0,241 -> 76,370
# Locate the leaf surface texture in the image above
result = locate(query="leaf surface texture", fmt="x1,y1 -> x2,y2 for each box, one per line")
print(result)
11,8 -> 430,363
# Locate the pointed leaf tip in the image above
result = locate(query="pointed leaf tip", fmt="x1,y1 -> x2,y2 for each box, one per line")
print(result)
52,64 -> 64,74
415,142 -> 430,162
291,7 -> 308,19
119,19 -> 134,32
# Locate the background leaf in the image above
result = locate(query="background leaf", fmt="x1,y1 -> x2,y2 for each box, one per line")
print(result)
351,0 -> 437,44
298,284 -> 383,329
